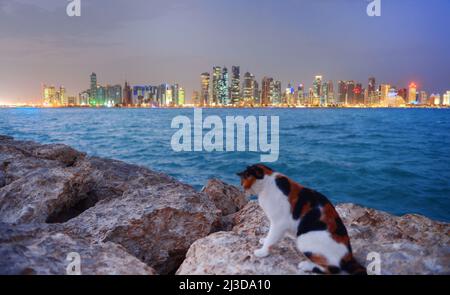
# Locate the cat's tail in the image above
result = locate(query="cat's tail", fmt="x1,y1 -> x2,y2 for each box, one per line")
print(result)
340,255 -> 367,275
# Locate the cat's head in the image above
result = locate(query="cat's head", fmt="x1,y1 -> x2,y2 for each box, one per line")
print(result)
236,164 -> 273,195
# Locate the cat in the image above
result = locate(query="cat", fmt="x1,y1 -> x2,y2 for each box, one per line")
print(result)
237,164 -> 367,275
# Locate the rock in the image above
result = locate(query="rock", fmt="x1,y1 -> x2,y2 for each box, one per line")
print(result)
32,144 -> 85,166
0,223 -> 155,275
63,185 -> 219,274
0,167 -> 92,224
202,179 -> 248,216
335,203 -> 450,275
0,136 -> 221,275
177,201 -> 450,275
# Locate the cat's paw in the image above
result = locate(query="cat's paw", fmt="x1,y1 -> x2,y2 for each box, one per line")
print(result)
259,238 -> 266,245
254,248 -> 270,258
298,261 -> 316,273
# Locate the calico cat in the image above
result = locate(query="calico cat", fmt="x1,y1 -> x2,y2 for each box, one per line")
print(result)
237,164 -> 367,275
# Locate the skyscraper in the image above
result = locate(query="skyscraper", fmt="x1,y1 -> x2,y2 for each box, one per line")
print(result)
273,81 -> 282,105
321,81 -> 328,105
200,72 -> 210,106
218,67 -> 229,105
243,72 -> 256,104
327,80 -> 334,105
346,81 -> 355,105
380,84 -> 391,105
261,77 -> 273,106
212,66 -> 222,105
42,85 -> 56,106
354,83 -> 363,105
231,66 -> 241,105
313,75 -> 322,98
368,77 -> 376,104
90,73 -> 97,106
122,81 -> 132,106
59,86 -> 66,106
337,81 -> 347,105
408,83 -> 417,104
178,87 -> 185,105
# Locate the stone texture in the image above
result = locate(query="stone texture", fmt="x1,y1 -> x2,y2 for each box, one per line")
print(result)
202,179 -> 248,216
0,223 -> 155,275
177,201 -> 450,275
0,136 -> 222,275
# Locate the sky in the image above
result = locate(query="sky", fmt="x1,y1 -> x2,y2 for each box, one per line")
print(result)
0,0 -> 449,104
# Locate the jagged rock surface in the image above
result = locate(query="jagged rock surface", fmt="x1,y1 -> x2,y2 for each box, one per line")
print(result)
177,195 -> 450,275
0,136 -> 221,274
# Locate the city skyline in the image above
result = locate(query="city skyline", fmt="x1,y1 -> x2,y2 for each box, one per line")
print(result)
1,0 -> 449,104
39,69 -> 450,108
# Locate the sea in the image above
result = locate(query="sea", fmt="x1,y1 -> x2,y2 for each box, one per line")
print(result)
0,107 -> 449,222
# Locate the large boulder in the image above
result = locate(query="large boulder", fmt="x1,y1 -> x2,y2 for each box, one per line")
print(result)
177,201 -> 450,275
0,223 -> 155,275
0,136 -> 222,274
63,184 -> 219,274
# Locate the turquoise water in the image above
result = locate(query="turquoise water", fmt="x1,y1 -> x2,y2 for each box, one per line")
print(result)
0,108 -> 449,222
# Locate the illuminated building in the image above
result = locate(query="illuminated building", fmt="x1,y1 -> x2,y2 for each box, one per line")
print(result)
313,75 -> 322,99
380,84 -> 391,105
261,77 -> 273,106
172,84 -> 179,106
321,81 -> 328,105
354,83 -> 363,105
212,66 -> 221,105
327,81 -> 334,105
243,72 -> 256,105
231,66 -> 241,105
106,84 -> 122,106
442,91 -> 450,106
337,81 -> 347,105
78,91 -> 89,106
59,86 -> 66,106
408,83 -> 417,104
368,77 -> 377,105
178,87 -> 185,105
419,91 -> 428,105
42,85 -> 56,106
90,73 -> 97,106
346,81 -> 355,105
200,72 -> 210,106
285,83 -> 295,105
218,67 -> 230,105
122,81 -> 132,106
297,84 -> 305,105
166,88 -> 173,106
97,86 -> 106,106
272,81 -> 282,105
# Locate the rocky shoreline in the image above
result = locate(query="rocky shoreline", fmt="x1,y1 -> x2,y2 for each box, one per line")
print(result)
0,135 -> 449,275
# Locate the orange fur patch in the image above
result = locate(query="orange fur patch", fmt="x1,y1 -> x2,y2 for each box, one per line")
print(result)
308,253 -> 329,267
242,177 -> 256,190
321,204 -> 350,246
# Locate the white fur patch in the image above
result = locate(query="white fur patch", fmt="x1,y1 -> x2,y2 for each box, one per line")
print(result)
296,231 -> 348,266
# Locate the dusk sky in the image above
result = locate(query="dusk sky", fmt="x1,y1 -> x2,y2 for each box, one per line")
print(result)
0,0 -> 449,104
